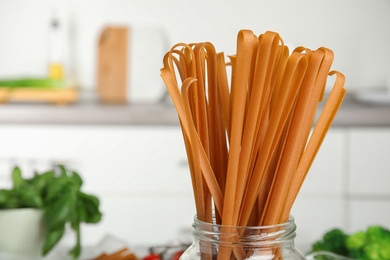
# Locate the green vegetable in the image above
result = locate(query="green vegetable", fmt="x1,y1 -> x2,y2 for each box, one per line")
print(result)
12,167 -> 23,190
311,226 -> 390,260
362,226 -> 390,260
0,78 -> 69,89
311,229 -> 349,257
346,231 -> 366,250
0,165 -> 102,259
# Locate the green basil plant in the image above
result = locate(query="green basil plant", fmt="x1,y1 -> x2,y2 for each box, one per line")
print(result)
0,165 -> 102,259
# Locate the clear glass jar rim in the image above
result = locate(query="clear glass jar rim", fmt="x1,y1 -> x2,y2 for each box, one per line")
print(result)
193,214 -> 295,230
192,215 -> 297,246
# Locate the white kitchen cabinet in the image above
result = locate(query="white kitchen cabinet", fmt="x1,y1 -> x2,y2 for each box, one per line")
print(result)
82,193 -> 195,246
290,129 -> 348,253
298,129 -> 347,195
293,127 -> 390,248
349,199 -> 390,232
0,125 -> 196,247
349,128 -> 390,196
292,197 -> 346,254
0,125 -> 192,194
1,124 -> 390,251
347,127 -> 390,232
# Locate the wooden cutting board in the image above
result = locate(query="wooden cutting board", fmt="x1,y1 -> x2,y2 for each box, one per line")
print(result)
97,26 -> 129,103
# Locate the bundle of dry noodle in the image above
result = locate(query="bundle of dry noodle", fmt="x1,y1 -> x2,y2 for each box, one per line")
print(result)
160,30 -> 345,229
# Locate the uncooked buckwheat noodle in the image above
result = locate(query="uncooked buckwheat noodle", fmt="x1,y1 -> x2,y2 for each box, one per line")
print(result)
160,29 -> 346,260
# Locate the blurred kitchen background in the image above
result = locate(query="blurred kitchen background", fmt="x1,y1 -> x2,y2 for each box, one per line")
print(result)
0,0 -> 389,256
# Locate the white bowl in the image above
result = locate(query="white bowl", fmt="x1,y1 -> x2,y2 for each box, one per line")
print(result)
0,208 -> 45,258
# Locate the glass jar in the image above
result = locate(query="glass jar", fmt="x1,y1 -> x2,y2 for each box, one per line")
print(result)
181,215 -> 305,260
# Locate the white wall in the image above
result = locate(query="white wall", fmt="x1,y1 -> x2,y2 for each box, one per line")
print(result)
0,0 -> 389,95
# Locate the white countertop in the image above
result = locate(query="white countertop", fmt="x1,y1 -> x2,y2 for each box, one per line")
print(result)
0,91 -> 388,127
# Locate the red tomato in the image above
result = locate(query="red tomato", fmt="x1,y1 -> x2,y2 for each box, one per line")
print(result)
143,253 -> 161,260
172,251 -> 184,260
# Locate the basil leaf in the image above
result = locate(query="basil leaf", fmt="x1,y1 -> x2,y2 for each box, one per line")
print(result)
12,167 -> 23,191
57,165 -> 68,177
42,225 -> 65,256
71,171 -> 83,188
19,185 -> 44,208
0,189 -> 19,208
45,175 -> 72,202
69,221 -> 81,259
79,193 -> 102,224
32,171 -> 55,196
44,189 -> 75,230
79,192 -> 100,207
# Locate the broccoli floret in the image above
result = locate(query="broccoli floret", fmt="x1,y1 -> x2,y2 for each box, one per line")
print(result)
346,231 -> 367,250
366,226 -> 390,243
310,229 -> 349,257
346,231 -> 367,259
378,240 -> 390,260
363,226 -> 390,260
363,242 -> 382,260
323,229 -> 349,256
348,248 -> 365,260
311,226 -> 390,260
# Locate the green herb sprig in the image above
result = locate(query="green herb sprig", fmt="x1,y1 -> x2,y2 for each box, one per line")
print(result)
0,165 -> 102,259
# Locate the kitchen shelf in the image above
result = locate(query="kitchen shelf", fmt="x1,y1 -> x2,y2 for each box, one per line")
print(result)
0,91 -> 389,127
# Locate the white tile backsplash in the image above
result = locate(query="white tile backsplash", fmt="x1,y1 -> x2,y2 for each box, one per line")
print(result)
349,128 -> 390,196
349,199 -> 390,233
81,193 -> 196,247
298,129 -> 347,195
291,197 -> 345,254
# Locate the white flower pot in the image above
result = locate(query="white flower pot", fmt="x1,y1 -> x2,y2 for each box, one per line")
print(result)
0,208 -> 45,257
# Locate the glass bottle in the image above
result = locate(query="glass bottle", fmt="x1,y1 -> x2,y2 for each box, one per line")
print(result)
48,10 -> 64,80
181,215 -> 305,260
